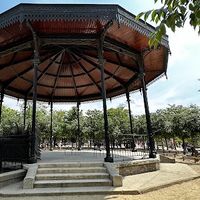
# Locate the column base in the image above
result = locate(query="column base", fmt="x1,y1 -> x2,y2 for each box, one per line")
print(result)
149,151 -> 157,158
104,156 -> 113,162
28,157 -> 37,164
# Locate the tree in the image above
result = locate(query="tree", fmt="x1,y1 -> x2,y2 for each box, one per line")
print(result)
152,108 -> 174,151
184,105 -> 200,146
53,110 -> 65,143
134,114 -> 147,136
0,105 -> 21,135
137,0 -> 200,47
62,107 -> 83,147
108,106 -> 130,148
108,107 -> 130,135
36,103 -> 50,143
167,105 -> 191,153
83,109 -> 103,147
134,114 -> 147,150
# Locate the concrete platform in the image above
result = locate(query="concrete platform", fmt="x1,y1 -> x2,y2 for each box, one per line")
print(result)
38,149 -> 148,163
0,163 -> 199,197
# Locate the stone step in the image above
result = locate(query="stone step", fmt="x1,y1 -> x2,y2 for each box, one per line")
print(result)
38,162 -> 103,168
36,172 -> 109,180
34,179 -> 112,188
1,186 -> 121,196
37,167 -> 107,174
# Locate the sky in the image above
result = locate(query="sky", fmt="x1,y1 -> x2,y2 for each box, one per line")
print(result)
0,0 -> 199,115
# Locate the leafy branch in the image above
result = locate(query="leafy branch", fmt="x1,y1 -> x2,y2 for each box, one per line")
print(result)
136,0 -> 200,47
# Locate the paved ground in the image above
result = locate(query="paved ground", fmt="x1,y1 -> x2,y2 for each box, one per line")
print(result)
0,151 -> 200,199
38,149 -> 148,163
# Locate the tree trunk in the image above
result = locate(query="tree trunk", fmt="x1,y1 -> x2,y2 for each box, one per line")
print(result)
89,139 -> 92,148
155,139 -> 159,151
143,136 -> 146,150
161,139 -> 165,153
112,140 -> 115,150
173,137 -> 177,150
53,137 -> 56,148
182,137 -> 186,155
191,135 -> 196,147
164,137 -> 169,150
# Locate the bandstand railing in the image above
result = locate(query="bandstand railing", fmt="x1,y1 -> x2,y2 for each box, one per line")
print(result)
47,135 -> 150,162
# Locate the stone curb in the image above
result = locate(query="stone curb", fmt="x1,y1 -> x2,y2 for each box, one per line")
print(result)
116,158 -> 160,176
104,163 -> 122,187
0,189 -> 136,197
0,169 -> 26,188
1,175 -> 199,197
23,164 -> 38,189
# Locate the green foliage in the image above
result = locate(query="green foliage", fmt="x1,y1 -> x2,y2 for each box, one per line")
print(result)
108,106 -> 130,136
136,0 -> 200,47
133,104 -> 200,147
36,103 -> 50,140
53,110 -> 65,140
153,104 -> 200,143
1,103 -> 200,147
83,109 -> 103,143
108,106 -> 130,144
134,114 -> 147,135
62,107 -> 83,143
0,105 -> 21,135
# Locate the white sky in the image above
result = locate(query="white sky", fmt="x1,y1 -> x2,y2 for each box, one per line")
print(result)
0,0 -> 200,115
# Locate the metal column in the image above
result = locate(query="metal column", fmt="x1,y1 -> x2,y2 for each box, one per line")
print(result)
27,22 -> 40,163
138,55 -> 156,158
23,98 -> 27,128
98,37 -> 113,162
126,90 -> 136,151
0,90 -> 4,123
77,101 -> 81,150
50,101 -> 53,151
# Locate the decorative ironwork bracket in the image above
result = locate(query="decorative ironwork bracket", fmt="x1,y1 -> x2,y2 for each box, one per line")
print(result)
26,21 -> 40,64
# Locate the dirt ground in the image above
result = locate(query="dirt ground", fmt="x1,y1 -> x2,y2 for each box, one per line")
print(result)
110,161 -> 200,200
107,178 -> 200,200
2,163 -> 200,200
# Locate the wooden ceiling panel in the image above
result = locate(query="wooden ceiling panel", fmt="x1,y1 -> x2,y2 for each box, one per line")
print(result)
107,22 -> 149,51
80,85 -> 98,96
0,68 -> 18,81
10,78 -> 30,90
0,22 -> 30,46
54,88 -> 75,97
37,85 -> 51,96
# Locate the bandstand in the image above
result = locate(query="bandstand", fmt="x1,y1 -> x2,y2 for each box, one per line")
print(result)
0,4 -> 169,164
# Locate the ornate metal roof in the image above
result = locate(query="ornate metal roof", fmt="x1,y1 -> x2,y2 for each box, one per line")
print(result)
0,4 -> 169,102
0,4 -> 169,48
